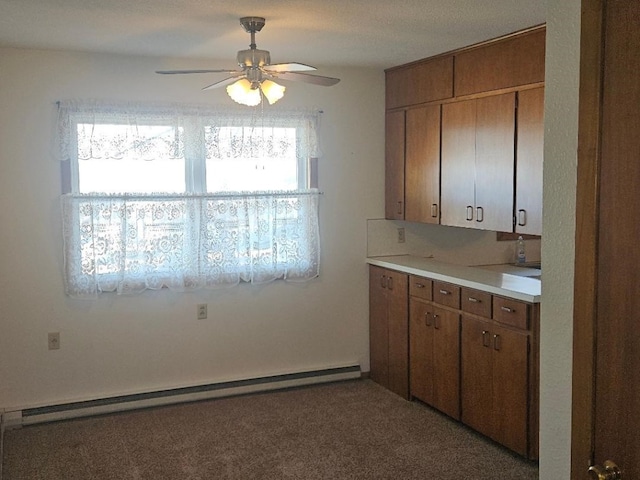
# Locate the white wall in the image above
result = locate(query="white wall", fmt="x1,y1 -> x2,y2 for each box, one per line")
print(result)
539,0 -> 581,477
0,47 -> 385,409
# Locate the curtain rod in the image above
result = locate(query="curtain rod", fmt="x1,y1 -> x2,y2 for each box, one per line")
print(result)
55,100 -> 324,115
63,191 -> 323,200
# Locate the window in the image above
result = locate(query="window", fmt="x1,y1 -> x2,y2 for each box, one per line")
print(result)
58,101 -> 321,297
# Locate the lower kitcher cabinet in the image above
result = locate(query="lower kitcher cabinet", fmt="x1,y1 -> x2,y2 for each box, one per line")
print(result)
461,315 -> 529,456
410,298 -> 460,419
369,265 -> 409,399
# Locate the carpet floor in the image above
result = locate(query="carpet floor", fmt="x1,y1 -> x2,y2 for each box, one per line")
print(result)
2,379 -> 538,479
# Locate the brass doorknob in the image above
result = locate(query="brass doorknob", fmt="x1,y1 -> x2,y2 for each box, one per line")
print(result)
588,460 -> 621,480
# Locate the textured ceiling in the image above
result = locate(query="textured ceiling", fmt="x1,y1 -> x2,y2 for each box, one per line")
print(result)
0,0 -> 545,69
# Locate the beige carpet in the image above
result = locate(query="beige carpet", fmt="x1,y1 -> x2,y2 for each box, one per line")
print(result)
2,379 -> 538,479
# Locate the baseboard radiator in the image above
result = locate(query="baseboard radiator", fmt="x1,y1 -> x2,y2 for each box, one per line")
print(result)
4,365 -> 362,428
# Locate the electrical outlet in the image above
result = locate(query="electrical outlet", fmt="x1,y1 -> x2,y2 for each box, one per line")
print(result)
197,304 -> 208,320
48,332 -> 60,350
397,227 -> 406,243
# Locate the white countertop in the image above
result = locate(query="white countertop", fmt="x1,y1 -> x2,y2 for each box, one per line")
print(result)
366,255 -> 541,303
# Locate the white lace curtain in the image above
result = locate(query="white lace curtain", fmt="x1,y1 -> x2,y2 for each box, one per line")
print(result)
57,101 -> 322,297
57,100 -> 321,166
61,191 -> 320,297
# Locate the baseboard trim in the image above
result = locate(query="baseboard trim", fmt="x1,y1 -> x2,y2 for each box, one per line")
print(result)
8,365 -> 362,427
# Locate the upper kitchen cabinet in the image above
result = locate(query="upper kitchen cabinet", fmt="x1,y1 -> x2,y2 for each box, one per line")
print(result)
405,104 -> 441,224
385,56 -> 454,110
441,93 -> 516,232
384,26 -> 545,230
515,87 -> 544,236
454,27 -> 545,97
385,110 -> 406,220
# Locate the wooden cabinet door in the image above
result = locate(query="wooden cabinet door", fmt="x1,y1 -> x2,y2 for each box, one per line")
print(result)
369,266 -> 389,387
432,305 -> 461,419
461,315 -> 494,435
386,269 -> 409,399
409,298 -> 434,404
410,301 -> 460,419
386,56 -> 454,109
515,87 -> 544,235
385,111 -> 405,220
454,28 -> 545,96
441,99 -> 477,228
475,93 -> 516,232
442,95 -> 515,231
462,315 -> 529,456
369,266 -> 409,399
405,105 -> 441,224
491,324 -> 529,456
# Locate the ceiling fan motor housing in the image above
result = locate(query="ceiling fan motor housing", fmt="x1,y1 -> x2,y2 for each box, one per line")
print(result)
237,48 -> 270,68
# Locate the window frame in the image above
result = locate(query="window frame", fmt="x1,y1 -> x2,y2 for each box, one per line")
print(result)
57,102 -> 322,296
63,113 -> 312,195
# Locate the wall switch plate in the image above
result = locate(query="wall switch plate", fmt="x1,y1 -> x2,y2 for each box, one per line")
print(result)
397,227 -> 406,243
48,332 -> 60,350
197,304 -> 208,320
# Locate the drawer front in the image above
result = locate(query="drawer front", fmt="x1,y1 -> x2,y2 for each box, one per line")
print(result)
493,296 -> 529,330
433,281 -> 461,309
409,275 -> 432,300
461,287 -> 492,318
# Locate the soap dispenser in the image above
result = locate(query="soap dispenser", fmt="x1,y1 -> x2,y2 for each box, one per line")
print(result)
516,236 -> 526,264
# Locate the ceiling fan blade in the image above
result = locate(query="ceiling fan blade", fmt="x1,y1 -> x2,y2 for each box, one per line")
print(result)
268,71 -> 340,86
202,75 -> 245,91
156,69 -> 239,75
265,62 -> 317,73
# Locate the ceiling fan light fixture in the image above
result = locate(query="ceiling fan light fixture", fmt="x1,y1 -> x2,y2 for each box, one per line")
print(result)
260,79 -> 285,105
226,78 -> 261,106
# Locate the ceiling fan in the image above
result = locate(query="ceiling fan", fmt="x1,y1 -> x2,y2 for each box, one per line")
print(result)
156,16 -> 340,106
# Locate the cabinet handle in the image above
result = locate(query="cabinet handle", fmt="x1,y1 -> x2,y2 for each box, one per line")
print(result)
476,206 -> 484,223
387,276 -> 394,290
466,205 -> 474,221
482,330 -> 490,347
431,203 -> 438,218
381,275 -> 386,289
518,209 -> 527,226
397,201 -> 403,215
439,289 -> 450,296
415,283 -> 425,289
494,334 -> 501,351
501,306 -> 514,313
468,297 -> 480,303
433,314 -> 440,330
425,312 -> 432,327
